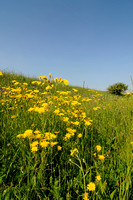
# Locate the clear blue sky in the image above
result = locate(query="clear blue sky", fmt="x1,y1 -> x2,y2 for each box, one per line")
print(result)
0,0 -> 133,91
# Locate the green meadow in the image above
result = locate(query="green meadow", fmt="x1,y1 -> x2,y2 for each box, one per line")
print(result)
0,72 -> 133,200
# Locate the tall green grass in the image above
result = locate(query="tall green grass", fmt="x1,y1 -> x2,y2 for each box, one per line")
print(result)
0,72 -> 133,200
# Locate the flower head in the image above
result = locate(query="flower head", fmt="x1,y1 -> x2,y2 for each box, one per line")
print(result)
96,175 -> 101,181
98,155 -> 105,160
31,146 -> 38,152
96,145 -> 102,152
70,148 -> 78,156
87,182 -> 95,191
57,146 -> 62,151
83,192 -> 89,200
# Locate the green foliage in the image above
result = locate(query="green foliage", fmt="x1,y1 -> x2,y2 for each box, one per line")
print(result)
107,82 -> 128,95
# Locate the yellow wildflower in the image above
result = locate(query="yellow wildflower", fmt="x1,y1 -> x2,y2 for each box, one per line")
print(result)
78,133 -> 82,138
34,107 -> 46,114
87,182 -> 95,191
57,146 -> 62,151
17,134 -> 25,138
54,109 -> 60,114
43,75 -> 48,80
93,107 -> 101,111
83,193 -> 89,200
0,72 -> 3,76
71,101 -> 81,106
70,148 -> 78,156
50,142 -> 58,147
49,73 -> 51,78
14,82 -> 20,86
71,121 -> 79,125
21,130 -> 34,139
84,120 -> 92,126
34,130 -> 41,134
23,129 -> 33,137
31,146 -> 38,152
64,133 -> 72,140
23,82 -> 28,86
62,79 -> 69,85
30,141 -> 39,147
66,128 -> 76,135
34,89 -> 39,93
63,117 -> 69,122
11,115 -> 16,119
96,145 -> 102,152
96,175 -> 101,181
46,85 -> 52,90
72,88 -> 78,92
41,102 -> 48,108
98,155 -> 105,160
35,134 -> 42,139
40,140 -> 49,148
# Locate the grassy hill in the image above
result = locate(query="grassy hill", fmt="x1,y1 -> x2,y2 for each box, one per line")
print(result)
0,72 -> 133,200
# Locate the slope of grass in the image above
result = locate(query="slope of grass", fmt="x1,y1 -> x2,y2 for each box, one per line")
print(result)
0,71 -> 133,200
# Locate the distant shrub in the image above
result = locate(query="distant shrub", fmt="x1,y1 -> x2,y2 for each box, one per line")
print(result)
107,82 -> 128,95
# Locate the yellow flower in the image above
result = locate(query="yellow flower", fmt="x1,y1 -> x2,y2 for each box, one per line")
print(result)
130,141 -> 133,145
71,100 -> 81,106
50,142 -> 58,147
62,79 -> 69,85
71,121 -> 79,125
34,107 -> 46,114
54,109 -> 60,114
49,73 -> 51,78
30,141 -> 39,147
46,85 -> 52,90
57,146 -> 62,151
43,75 -> 48,80
28,107 -> 34,112
23,129 -> 33,138
40,140 -> 49,148
70,148 -> 78,156
34,130 -> 41,134
35,134 -> 42,139
93,106 -> 101,111
55,131 -> 59,134
23,82 -> 28,86
14,82 -> 20,86
78,133 -> 82,138
98,155 -> 105,160
63,117 -> 69,122
31,146 -> 38,152
96,175 -> 101,181
41,103 -> 48,108
0,72 -> 3,76
66,128 -> 76,135
17,134 -> 25,138
84,120 -> 92,126
34,89 -> 39,93
64,133 -> 72,140
11,115 -> 16,119
72,88 -> 78,92
83,193 -> 89,200
87,182 -> 95,191
96,145 -> 102,152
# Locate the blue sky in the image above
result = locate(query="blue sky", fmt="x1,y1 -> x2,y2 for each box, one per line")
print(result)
0,0 -> 133,91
